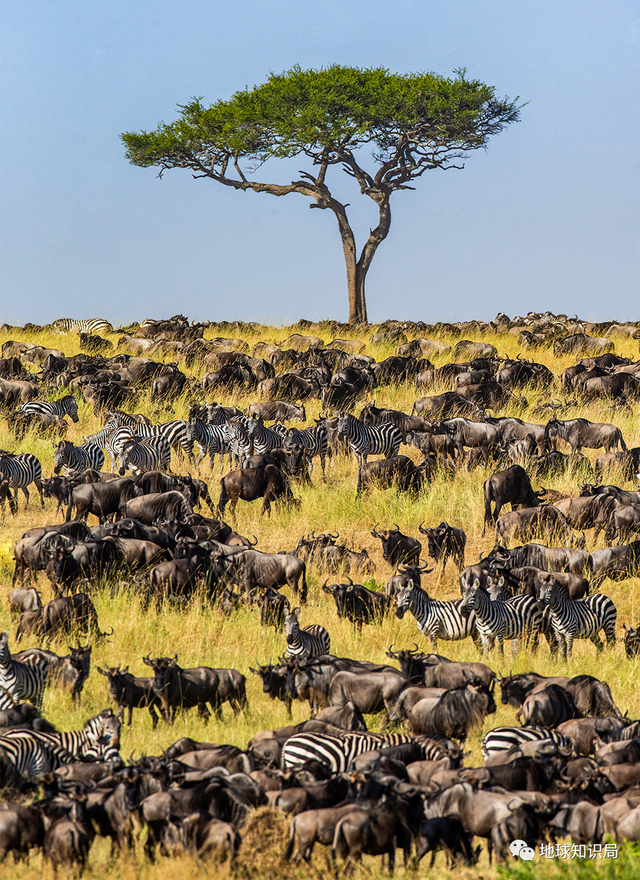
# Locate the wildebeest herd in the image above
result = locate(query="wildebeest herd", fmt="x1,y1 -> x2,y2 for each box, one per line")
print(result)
3,311 -> 640,874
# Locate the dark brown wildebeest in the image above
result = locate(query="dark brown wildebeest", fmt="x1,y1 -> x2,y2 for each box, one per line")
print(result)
419,521 -> 466,577
553,494 -> 618,543
98,664 -> 165,727
142,654 -> 222,722
371,525 -> 421,567
357,456 -> 429,495
517,683 -> 582,727
218,464 -> 296,521
494,505 -> 582,547
411,392 -> 483,420
545,417 -> 626,454
483,464 -> 544,531
408,683 -> 496,741
322,580 -> 392,630
405,430 -> 456,462
16,593 -> 110,641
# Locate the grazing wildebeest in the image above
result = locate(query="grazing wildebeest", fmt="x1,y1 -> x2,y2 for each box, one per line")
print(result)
371,525 -> 421,567
483,465 -> 543,530
418,521 -> 466,576
545,417 -> 626,454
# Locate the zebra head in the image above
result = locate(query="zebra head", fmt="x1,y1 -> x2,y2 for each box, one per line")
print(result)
460,577 -> 483,617
52,440 -> 71,474
85,708 -> 122,751
284,607 -> 301,641
336,412 -> 351,438
0,631 -> 9,665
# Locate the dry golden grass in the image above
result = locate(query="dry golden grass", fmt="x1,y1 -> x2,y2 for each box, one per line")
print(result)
1,321 -> 640,878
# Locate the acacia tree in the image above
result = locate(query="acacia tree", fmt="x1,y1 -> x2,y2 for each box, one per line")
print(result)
122,65 -> 521,324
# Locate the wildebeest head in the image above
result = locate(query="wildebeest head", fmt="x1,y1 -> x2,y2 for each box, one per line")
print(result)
143,653 -> 179,695
98,664 -> 129,702
418,521 -> 450,558
371,523 -> 401,560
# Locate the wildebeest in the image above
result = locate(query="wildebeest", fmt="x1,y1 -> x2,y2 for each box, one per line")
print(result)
143,654 -> 242,722
371,525 -> 421,567
16,593 -> 109,641
483,465 -> 543,530
408,683 -> 496,741
545,417 -> 626,454
122,490 -> 193,524
494,505 -> 581,547
215,546 -> 307,602
328,670 -> 408,718
418,521 -> 466,576
248,401 -> 306,422
98,664 -> 165,727
323,580 -> 392,629
356,456 -> 426,494
65,478 -> 139,523
218,465 -> 297,520
518,683 -> 583,727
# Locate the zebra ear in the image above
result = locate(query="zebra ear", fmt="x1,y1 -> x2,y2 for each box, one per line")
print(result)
292,607 -> 301,617
472,577 -> 480,588
498,576 -> 505,586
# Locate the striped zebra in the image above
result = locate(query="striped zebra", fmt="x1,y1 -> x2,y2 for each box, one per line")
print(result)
395,580 -> 479,649
83,422 -> 138,472
103,410 -> 194,463
0,632 -> 48,710
52,439 -> 105,477
225,417 -> 252,468
481,725 -> 573,759
336,412 -> 402,467
284,424 -> 328,476
0,452 -> 43,510
118,436 -> 171,475
540,582 -> 617,659
51,318 -> 114,334
461,580 -> 542,656
282,731 -> 418,772
186,417 -> 230,469
247,417 -> 286,454
19,394 -> 79,424
0,710 -> 121,779
284,608 -> 330,660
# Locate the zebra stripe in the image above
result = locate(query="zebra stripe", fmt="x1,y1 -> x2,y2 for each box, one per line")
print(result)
118,436 -> 171,475
284,425 -> 328,476
284,610 -> 330,660
83,423 -> 138,472
0,453 -> 44,510
247,417 -> 286,454
481,725 -> 573,759
0,632 -> 48,710
186,418 -> 230,468
461,583 -> 542,655
101,410 -> 194,462
396,581 -> 477,649
53,440 -> 105,477
51,318 -> 113,334
224,417 -> 252,468
19,395 -> 79,423
0,710 -> 121,779
336,412 -> 402,466
282,731 -> 418,772
541,582 -> 617,658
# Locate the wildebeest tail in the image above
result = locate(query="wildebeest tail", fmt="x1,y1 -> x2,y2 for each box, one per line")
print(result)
618,430 -> 627,452
283,821 -> 296,860
483,479 -> 494,529
331,818 -> 350,861
218,477 -> 229,514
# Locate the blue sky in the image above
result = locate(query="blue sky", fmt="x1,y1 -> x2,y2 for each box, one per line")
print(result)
1,0 -> 638,326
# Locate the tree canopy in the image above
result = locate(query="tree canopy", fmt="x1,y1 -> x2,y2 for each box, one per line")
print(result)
122,65 -> 521,323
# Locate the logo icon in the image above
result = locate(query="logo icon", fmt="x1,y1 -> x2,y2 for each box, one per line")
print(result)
510,839 -> 535,861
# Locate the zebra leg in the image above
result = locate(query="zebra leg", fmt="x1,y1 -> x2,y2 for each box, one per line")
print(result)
604,622 -> 616,647
592,634 -> 604,653
563,634 -> 573,659
21,486 -> 30,510
35,479 -> 44,508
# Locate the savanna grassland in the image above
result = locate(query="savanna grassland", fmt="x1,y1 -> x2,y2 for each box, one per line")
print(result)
1,319 -> 640,880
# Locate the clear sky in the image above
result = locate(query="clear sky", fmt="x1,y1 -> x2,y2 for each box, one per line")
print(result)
1,0 -> 638,326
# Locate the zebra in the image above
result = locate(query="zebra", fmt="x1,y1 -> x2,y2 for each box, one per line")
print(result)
0,452 -> 44,510
539,581 -> 617,658
51,318 -> 114,334
284,608 -> 330,660
284,424 -> 328,476
224,417 -> 252,468
247,417 -> 286,454
481,725 -> 573,759
118,436 -> 171,475
19,394 -> 79,424
186,417 -> 230,469
281,731 -> 418,772
100,410 -> 194,463
336,412 -> 402,467
460,579 -> 542,656
395,580 -> 479,649
52,440 -> 105,477
83,422 -> 139,472
0,710 -> 121,779
0,631 -> 48,710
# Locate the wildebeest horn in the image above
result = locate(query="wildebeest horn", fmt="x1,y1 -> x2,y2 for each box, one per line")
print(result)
418,521 -> 428,534
142,654 -> 153,666
386,644 -> 398,657
412,642 -> 420,653
249,535 -> 258,546
346,577 -> 354,586
371,523 -> 381,537
330,531 -> 339,539
391,523 -> 400,533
